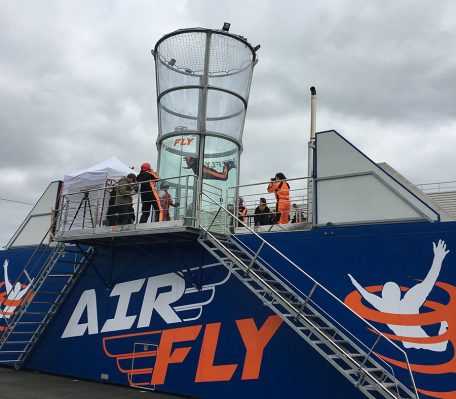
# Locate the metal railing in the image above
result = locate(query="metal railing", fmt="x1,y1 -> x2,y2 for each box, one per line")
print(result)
416,180 -> 456,193
200,191 -> 419,398
226,176 -> 311,228
56,175 -> 199,234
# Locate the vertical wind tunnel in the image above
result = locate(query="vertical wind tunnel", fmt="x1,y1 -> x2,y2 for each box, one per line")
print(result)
153,27 -> 258,224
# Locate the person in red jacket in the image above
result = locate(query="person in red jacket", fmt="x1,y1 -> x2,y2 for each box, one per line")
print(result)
267,172 -> 290,224
136,162 -> 163,223
159,181 -> 179,221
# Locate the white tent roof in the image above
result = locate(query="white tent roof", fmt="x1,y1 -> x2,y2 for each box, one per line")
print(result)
62,156 -> 135,194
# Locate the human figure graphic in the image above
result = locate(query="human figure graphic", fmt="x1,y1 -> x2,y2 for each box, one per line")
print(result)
0,260 -> 33,319
348,239 -> 449,352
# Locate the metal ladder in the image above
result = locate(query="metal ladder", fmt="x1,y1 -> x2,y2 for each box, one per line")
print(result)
0,241 -> 95,369
197,195 -> 418,399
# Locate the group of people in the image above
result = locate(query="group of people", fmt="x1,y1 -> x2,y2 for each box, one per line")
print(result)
104,165 -> 300,228
105,163 -> 178,226
238,172 -> 306,227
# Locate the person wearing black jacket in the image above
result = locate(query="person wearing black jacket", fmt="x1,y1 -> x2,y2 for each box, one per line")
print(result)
136,162 -> 162,223
254,197 -> 273,226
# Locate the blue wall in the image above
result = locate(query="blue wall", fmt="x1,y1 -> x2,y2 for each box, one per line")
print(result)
1,240 -> 362,399
237,221 -> 456,399
3,221 -> 456,398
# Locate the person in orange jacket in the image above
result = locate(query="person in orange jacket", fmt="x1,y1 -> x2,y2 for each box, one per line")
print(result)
267,172 -> 290,224
136,162 -> 163,223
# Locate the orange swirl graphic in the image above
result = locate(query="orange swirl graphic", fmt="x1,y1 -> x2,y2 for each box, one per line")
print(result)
345,281 -> 456,399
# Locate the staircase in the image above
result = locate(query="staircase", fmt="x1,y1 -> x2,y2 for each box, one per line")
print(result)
0,241 -> 95,369
198,194 -> 418,399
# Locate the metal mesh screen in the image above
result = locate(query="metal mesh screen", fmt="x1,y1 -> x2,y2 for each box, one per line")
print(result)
157,31 -> 253,76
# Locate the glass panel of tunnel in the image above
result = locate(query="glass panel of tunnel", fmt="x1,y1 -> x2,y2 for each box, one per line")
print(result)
158,132 -> 199,225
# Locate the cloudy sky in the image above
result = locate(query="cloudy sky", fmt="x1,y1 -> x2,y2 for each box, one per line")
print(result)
1,0 -> 456,245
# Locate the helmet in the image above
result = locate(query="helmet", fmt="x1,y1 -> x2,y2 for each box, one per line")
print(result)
238,197 -> 244,204
161,181 -> 170,189
141,162 -> 151,171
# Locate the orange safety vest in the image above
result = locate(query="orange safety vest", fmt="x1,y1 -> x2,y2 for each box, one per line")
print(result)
146,170 -> 164,222
238,206 -> 248,221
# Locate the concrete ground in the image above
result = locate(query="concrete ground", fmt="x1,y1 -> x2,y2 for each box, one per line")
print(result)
0,367 -> 192,399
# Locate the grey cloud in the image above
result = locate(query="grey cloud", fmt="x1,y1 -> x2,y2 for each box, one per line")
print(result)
1,0 -> 456,245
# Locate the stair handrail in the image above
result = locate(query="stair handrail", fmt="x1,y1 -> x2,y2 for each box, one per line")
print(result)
0,219 -> 60,333
200,191 -> 419,398
225,230 -> 397,378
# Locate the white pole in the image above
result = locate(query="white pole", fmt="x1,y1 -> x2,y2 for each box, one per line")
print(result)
310,86 -> 317,140
308,86 -> 317,225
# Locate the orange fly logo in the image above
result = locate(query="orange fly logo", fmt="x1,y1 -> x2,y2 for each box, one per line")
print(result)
345,240 -> 456,398
102,316 -> 283,388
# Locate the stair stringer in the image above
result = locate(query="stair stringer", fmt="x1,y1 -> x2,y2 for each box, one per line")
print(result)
198,229 -> 417,399
0,242 -> 95,369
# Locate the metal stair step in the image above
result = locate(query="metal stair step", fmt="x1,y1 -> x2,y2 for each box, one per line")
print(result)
3,340 -> 33,344
22,311 -> 48,315
48,273 -> 74,277
62,249 -> 83,254
262,279 -> 280,285
35,291 -> 61,294
56,259 -> 79,264
316,326 -> 335,330
331,353 -> 365,359
365,382 -> 398,390
301,313 -> 319,318
347,368 -> 381,375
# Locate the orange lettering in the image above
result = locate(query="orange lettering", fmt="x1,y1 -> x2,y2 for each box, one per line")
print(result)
151,325 -> 201,385
236,315 -> 283,380
195,322 -> 237,382
173,138 -> 182,146
187,138 -> 194,145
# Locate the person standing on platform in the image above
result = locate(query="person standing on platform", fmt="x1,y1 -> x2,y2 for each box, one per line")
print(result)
267,173 -> 290,224
115,173 -> 137,225
136,162 -> 162,223
238,197 -> 248,226
159,181 -> 179,221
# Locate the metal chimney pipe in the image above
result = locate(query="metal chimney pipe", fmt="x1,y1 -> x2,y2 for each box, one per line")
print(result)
310,86 -> 317,140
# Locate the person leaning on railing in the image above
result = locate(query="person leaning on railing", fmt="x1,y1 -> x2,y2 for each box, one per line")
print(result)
114,173 -> 137,225
136,162 -> 163,223
267,173 -> 290,224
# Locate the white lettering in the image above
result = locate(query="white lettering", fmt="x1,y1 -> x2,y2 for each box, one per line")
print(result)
101,279 -> 145,333
137,273 -> 185,326
61,289 -> 99,338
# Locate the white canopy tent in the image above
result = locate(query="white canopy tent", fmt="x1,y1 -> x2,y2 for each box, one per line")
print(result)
60,157 -> 136,230
62,156 -> 135,195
